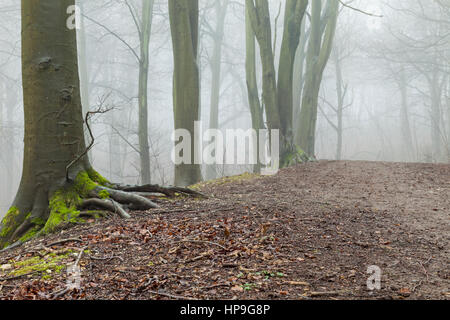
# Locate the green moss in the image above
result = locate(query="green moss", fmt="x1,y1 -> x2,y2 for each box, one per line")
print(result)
43,171 -> 97,234
74,171 -> 99,197
98,190 -> 110,199
7,251 -> 72,278
281,146 -> 311,168
0,207 -> 20,238
31,217 -> 46,226
43,190 -> 83,234
2,170 -> 108,244
19,225 -> 41,243
42,170 -> 109,234
55,265 -> 65,273
86,168 -> 110,187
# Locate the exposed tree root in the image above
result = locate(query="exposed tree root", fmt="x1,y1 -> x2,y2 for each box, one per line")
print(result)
80,199 -> 131,219
0,169 -> 207,251
91,186 -> 159,210
113,184 -> 208,199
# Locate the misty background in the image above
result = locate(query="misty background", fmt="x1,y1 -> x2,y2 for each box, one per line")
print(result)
1,0 -> 449,216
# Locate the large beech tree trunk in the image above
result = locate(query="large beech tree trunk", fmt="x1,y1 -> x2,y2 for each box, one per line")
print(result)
169,0 -> 203,186
0,0 -> 91,247
0,0 -> 208,249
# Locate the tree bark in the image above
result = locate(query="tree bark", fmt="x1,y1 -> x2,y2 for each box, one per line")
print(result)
334,47 -> 344,161
138,0 -> 154,184
398,68 -> 415,162
206,0 -> 229,180
245,3 -> 265,174
297,0 -> 339,157
246,0 -> 308,167
429,65 -> 443,162
0,0 -> 92,247
169,0 -> 203,186
277,0 -> 308,162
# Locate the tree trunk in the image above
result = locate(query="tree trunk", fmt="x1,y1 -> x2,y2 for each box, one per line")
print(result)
293,18 -> 308,140
245,2 -> 265,174
398,68 -> 415,162
277,0 -> 308,163
0,0 -> 93,247
206,0 -> 228,180
247,0 -> 309,167
334,47 -> 344,161
138,0 -> 154,184
297,0 -> 339,157
169,0 -> 203,186
429,67 -> 443,162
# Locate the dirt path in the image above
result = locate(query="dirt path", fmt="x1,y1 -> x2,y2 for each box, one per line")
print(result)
0,161 -> 448,300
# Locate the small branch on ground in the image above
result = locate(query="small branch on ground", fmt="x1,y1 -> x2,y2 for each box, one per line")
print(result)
147,290 -> 196,300
46,238 -> 83,247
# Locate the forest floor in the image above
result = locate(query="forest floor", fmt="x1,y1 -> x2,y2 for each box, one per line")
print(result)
0,161 -> 449,300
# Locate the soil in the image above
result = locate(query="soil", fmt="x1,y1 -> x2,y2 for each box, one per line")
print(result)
0,161 -> 448,300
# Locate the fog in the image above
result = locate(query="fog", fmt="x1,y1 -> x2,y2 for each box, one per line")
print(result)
1,0 -> 449,216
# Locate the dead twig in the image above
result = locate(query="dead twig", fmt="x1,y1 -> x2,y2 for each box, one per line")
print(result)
46,238 -> 83,247
310,291 -> 342,297
147,290 -> 196,300
66,107 -> 114,181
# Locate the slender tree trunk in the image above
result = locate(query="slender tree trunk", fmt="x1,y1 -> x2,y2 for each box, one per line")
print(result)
245,2 -> 264,174
277,0 -> 308,163
297,0 -> 338,157
334,48 -> 344,161
247,0 -> 309,166
429,68 -> 443,162
138,0 -> 154,184
293,18 -> 308,140
169,0 -> 203,186
206,0 -> 228,180
398,68 -> 415,162
246,0 -> 280,134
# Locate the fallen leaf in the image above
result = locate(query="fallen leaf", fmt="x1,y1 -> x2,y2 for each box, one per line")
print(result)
231,285 -> 244,292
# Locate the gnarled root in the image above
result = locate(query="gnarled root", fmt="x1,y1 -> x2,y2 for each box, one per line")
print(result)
92,186 -> 159,210
0,168 -> 208,250
112,184 -> 208,199
79,199 -> 131,219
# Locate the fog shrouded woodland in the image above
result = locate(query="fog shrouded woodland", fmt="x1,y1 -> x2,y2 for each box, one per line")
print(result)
0,0 -> 449,247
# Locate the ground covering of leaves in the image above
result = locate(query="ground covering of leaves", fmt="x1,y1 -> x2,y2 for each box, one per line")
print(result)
0,161 -> 448,300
